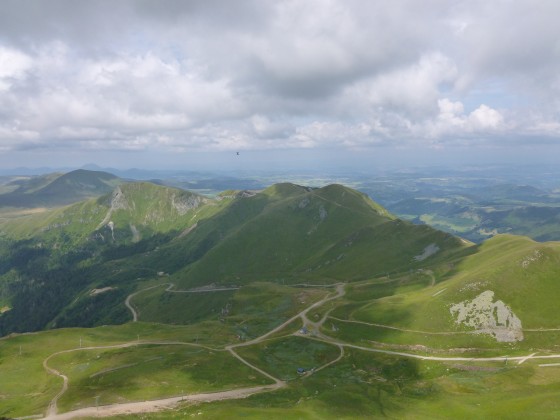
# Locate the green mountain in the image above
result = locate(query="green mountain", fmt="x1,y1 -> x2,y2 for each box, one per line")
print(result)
0,169 -> 122,207
168,182 -> 464,287
331,234 -> 560,350
0,181 -> 466,335
0,181 -> 219,244
5,181 -> 560,419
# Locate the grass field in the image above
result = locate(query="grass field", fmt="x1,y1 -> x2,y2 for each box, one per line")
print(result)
50,343 -> 273,412
0,322 -> 239,418
4,231 -> 560,418
130,282 -> 329,339
99,349 -> 560,419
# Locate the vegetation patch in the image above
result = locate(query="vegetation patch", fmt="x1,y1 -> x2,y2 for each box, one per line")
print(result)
50,344 -> 273,412
236,336 -> 341,381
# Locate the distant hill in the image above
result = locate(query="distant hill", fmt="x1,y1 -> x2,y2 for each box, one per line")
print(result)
0,181 -> 216,247
0,169 -> 122,208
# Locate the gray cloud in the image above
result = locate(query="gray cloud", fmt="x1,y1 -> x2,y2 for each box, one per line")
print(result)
0,0 -> 559,167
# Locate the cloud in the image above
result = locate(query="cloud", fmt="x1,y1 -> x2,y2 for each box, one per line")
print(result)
0,0 -> 559,165
422,99 -> 505,141
0,46 -> 32,90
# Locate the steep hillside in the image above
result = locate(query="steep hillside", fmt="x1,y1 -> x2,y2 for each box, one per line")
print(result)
165,183 -> 466,287
333,234 -> 560,349
0,182 -> 227,335
5,184 -> 560,419
0,181 -> 221,248
0,182 -> 468,335
0,169 -> 123,207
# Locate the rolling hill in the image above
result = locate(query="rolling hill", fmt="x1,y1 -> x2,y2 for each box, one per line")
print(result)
0,169 -> 122,208
4,179 -> 560,419
0,181 -> 467,335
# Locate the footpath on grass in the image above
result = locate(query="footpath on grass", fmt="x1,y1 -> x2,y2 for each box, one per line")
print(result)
41,283 -> 344,419
37,281 -> 560,419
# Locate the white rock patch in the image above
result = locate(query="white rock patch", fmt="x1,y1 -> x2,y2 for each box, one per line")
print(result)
414,243 -> 440,261
521,249 -> 543,268
450,290 -> 523,342
319,205 -> 327,221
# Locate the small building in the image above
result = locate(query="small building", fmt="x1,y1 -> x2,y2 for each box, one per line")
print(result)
299,326 -> 308,335
297,367 -> 306,375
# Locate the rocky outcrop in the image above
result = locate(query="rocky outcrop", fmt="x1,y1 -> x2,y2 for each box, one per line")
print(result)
450,290 -> 523,342
171,193 -> 206,216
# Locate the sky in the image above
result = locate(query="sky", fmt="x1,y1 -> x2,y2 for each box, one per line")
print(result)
1,0 -> 560,171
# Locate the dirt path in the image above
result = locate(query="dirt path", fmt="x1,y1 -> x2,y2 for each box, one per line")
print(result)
313,344 -> 344,374
124,284 -> 167,322
43,343 -> 139,417
45,383 -> 284,420
229,283 -> 345,349
227,347 -> 285,386
165,284 -> 240,293
43,356 -> 69,417
40,280 -> 560,420
44,284 -> 343,418
426,270 -> 436,286
43,340 -> 285,419
329,316 -> 560,335
125,283 -> 241,322
328,316 -> 474,335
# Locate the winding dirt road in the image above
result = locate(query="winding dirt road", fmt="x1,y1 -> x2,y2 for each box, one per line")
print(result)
42,341 -> 271,419
42,284 -> 345,419
328,316 -> 475,335
38,281 -> 560,419
45,383 -> 283,420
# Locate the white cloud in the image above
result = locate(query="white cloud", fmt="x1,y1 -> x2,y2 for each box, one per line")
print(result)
348,52 -> 458,118
424,99 -> 505,140
0,0 -> 559,163
0,46 -> 32,90
468,104 -> 504,130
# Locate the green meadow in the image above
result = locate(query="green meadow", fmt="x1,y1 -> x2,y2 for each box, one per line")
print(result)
2,181 -> 560,418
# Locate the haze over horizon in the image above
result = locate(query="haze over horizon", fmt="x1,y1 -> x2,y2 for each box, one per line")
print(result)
1,0 -> 560,171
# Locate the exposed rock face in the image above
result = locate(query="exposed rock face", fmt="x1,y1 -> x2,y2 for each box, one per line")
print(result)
97,186 -> 129,230
111,186 -> 129,211
319,205 -> 328,221
414,243 -> 440,261
171,193 -> 206,216
450,290 -> 523,342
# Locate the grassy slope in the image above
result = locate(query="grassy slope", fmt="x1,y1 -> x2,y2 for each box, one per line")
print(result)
0,181 -> 468,335
4,234 -> 560,418
9,182 -> 560,418
328,234 -> 560,352
0,321 -> 245,418
171,183 -> 466,287
50,344 -> 272,412
0,181 -> 219,245
131,282 -> 328,338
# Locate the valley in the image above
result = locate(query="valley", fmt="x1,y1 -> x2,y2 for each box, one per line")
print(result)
2,169 -> 560,418
7,262 -> 560,419
3,1 -> 560,417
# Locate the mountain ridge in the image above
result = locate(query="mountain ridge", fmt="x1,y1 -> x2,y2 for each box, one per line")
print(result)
3,180 -> 560,419
0,180 -> 468,335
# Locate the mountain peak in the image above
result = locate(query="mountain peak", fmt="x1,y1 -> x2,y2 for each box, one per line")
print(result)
261,182 -> 313,198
